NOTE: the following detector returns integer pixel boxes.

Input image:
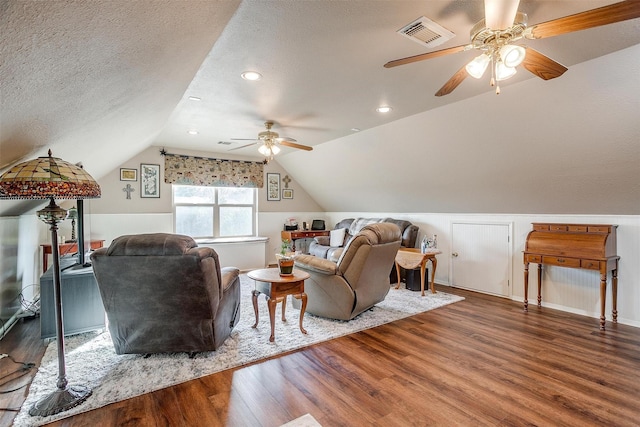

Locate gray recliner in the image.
[292,223,402,320]
[91,233,241,355]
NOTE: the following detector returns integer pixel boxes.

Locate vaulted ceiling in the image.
[1,1,639,216]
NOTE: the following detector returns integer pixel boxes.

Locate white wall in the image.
[326,212,640,328]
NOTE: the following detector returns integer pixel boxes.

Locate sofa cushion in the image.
[314,236,330,246]
[330,228,346,247]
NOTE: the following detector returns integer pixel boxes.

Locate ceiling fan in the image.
[230,121,313,162]
[384,0,640,96]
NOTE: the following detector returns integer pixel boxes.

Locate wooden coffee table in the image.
[394,248,441,296]
[247,268,310,342]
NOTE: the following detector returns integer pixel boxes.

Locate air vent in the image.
[397,16,455,48]
[218,141,233,145]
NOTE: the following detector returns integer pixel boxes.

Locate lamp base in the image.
[28,384,92,417]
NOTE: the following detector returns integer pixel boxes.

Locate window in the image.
[173,185,256,238]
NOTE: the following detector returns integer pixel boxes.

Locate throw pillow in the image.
[330,228,346,247]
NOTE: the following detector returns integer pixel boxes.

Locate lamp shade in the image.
[0,150,101,200]
[500,44,526,68]
[495,61,517,81]
[465,53,491,79]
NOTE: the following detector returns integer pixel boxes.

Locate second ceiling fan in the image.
[230,121,313,161]
[384,0,640,96]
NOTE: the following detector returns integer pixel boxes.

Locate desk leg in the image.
[394,261,402,290]
[294,292,308,335]
[523,262,529,312]
[251,290,260,329]
[537,264,542,308]
[612,267,618,324]
[599,273,607,331]
[429,257,437,295]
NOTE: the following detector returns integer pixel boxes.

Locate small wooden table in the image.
[394,248,441,296]
[248,268,310,342]
[40,240,105,273]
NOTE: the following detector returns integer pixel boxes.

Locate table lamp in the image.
[0,149,101,417]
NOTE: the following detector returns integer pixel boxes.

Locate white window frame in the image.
[172,185,257,239]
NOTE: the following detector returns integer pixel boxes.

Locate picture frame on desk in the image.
[267,173,280,201]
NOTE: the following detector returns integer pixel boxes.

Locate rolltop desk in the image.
[523,223,619,330]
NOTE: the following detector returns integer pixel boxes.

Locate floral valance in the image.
[163,153,264,188]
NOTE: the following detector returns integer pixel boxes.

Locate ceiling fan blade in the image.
[227,142,257,151]
[384,45,469,68]
[521,48,568,80]
[435,65,469,97]
[278,140,313,151]
[526,0,640,40]
[485,0,521,30]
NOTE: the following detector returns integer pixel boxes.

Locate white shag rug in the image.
[15,275,463,426]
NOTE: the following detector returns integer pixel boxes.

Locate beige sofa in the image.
[308,217,418,262]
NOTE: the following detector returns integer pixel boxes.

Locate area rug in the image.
[14,275,463,426]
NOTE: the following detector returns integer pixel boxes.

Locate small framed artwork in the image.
[120,168,137,181]
[140,163,161,198]
[267,173,280,201]
[282,189,293,199]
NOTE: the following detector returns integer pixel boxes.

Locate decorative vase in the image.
[276,254,295,276]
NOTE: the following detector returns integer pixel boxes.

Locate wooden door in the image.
[451,222,511,297]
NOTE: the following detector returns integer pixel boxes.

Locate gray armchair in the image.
[292,223,402,320]
[90,233,241,355]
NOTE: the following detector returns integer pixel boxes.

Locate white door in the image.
[451,222,511,297]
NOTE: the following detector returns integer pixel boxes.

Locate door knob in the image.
[452,252,458,257]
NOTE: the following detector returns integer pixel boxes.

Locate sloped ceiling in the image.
[1,1,639,216]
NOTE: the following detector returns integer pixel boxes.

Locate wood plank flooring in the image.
[2,285,639,426]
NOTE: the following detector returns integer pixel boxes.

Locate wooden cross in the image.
[282,175,291,188]
[123,184,135,199]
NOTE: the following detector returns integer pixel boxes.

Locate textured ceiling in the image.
[1,1,639,215]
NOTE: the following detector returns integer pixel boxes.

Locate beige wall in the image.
[90,146,323,216]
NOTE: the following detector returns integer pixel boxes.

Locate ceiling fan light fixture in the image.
[495,61,517,81]
[465,53,490,79]
[500,44,526,68]
[258,143,280,157]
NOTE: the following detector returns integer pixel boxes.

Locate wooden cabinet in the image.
[523,223,619,330]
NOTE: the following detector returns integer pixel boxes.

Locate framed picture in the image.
[120,168,137,181]
[140,163,161,198]
[267,173,280,201]
[282,189,293,199]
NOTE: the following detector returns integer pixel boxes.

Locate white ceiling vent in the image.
[397,16,455,48]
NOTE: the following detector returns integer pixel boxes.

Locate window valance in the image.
[163,153,264,188]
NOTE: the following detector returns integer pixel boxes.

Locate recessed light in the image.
[351,128,361,132]
[188,96,201,101]
[187,130,199,135]
[376,106,392,113]
[241,71,262,81]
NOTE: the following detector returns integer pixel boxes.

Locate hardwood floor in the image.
[2,285,640,426]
